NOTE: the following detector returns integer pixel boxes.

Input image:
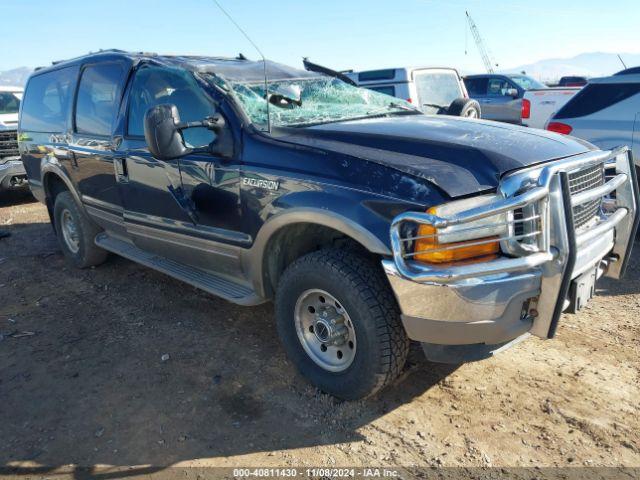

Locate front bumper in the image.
[383,147,639,353]
[0,158,28,189]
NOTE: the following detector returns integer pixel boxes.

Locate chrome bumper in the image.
[0,158,27,189]
[383,147,639,345]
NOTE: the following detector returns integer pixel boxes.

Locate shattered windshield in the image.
[209,75,418,128]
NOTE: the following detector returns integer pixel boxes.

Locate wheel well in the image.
[262,223,374,299]
[43,173,69,228]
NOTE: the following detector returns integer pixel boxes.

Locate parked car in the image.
[547,73,640,170]
[464,73,548,124]
[521,87,581,129]
[19,51,638,399]
[558,76,588,87]
[0,86,28,191]
[346,67,481,118]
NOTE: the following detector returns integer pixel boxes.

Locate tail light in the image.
[406,98,412,103]
[546,121,573,135]
[521,99,531,119]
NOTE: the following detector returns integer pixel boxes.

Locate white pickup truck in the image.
[521,87,581,129]
[0,86,27,191]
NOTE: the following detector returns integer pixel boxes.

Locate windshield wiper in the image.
[423,103,447,111]
[302,58,357,86]
[389,102,419,112]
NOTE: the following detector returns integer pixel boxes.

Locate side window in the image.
[0,92,20,115]
[367,86,395,97]
[555,83,640,119]
[75,63,125,136]
[487,78,511,96]
[20,66,77,132]
[464,78,488,96]
[414,72,462,108]
[127,66,215,148]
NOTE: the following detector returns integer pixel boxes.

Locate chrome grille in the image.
[568,163,604,229]
[0,130,19,159]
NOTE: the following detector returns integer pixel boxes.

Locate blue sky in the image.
[2,0,640,72]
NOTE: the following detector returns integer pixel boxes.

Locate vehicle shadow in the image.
[0,188,35,208]
[0,218,459,472]
[596,237,640,297]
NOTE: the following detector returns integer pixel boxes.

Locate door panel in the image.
[177,154,247,276]
[483,77,521,123]
[69,139,121,209]
[117,138,195,258]
[68,60,130,223]
[118,63,246,276]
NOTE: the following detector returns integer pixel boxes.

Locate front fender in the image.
[244,189,408,297]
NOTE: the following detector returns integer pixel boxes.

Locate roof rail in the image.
[50,49,158,66]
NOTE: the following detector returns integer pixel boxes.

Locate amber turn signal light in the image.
[413,208,500,264]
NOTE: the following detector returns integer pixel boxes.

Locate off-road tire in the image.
[447,98,481,118]
[53,191,108,268]
[275,249,409,400]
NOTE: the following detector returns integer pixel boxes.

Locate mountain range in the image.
[503,52,640,82]
[0,67,33,87]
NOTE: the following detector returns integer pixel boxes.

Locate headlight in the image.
[413,195,508,264]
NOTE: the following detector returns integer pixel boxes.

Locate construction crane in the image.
[465,11,498,74]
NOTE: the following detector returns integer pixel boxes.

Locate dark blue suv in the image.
[18,51,638,399]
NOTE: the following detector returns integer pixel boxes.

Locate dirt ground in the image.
[1,190,639,477]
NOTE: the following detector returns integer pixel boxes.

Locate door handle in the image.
[114,157,128,182]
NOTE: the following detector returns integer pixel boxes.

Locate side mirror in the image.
[144,104,191,161]
[506,88,519,98]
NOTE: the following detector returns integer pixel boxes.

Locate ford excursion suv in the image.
[18,51,638,399]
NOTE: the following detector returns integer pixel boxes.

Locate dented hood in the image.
[277,115,595,197]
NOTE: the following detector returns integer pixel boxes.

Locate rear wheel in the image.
[53,191,108,268]
[275,249,409,400]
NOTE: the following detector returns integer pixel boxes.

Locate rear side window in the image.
[20,66,77,132]
[464,77,488,95]
[75,63,126,136]
[358,69,396,82]
[555,83,640,119]
[414,72,461,109]
[366,86,395,97]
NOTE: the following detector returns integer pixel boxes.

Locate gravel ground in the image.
[1,190,639,478]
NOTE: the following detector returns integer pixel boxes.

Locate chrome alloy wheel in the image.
[294,289,357,372]
[465,108,478,118]
[60,209,80,254]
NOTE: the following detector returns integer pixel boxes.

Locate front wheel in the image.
[275,249,409,400]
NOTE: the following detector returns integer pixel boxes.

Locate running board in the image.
[95,233,263,306]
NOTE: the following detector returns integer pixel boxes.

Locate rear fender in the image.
[41,162,85,220]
